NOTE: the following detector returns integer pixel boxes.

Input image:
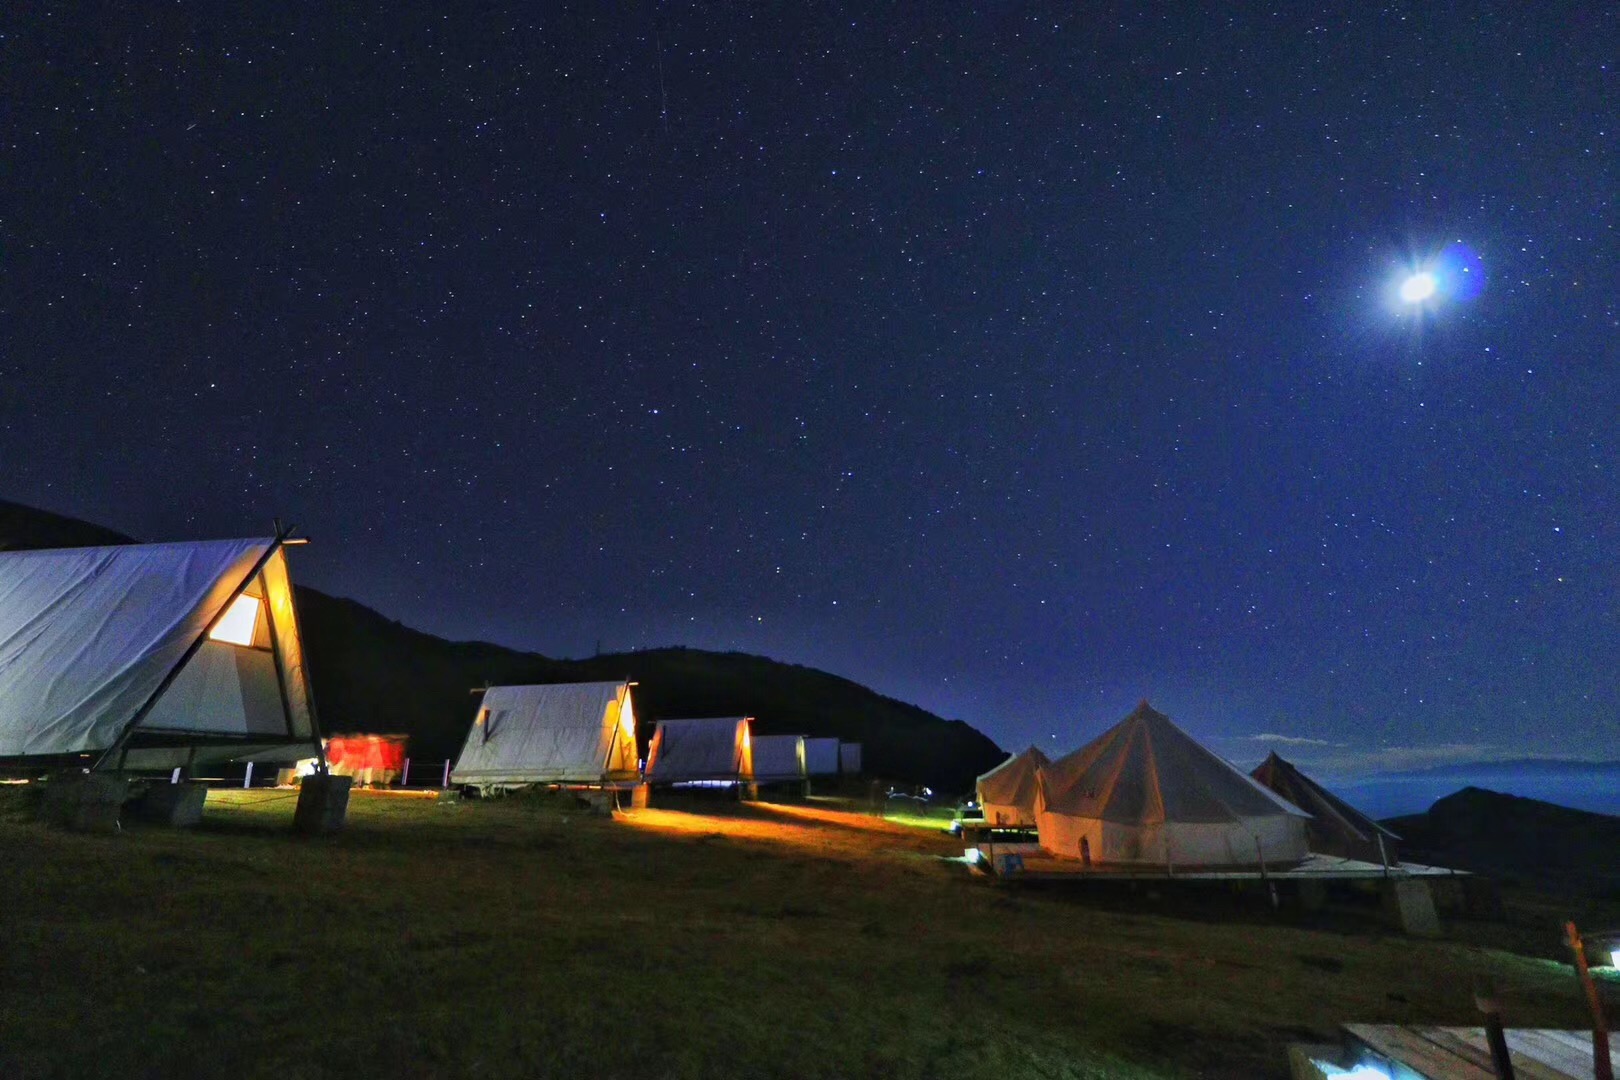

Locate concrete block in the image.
[293,773,352,833]
[39,772,128,833]
[1383,878,1441,936]
[131,781,207,827]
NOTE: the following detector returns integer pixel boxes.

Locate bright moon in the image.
[1399,271,1437,303]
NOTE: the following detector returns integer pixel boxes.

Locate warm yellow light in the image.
[209,594,261,646]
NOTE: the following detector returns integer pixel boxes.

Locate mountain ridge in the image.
[0,498,1005,791]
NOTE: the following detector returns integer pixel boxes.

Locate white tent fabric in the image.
[804,736,840,777]
[0,539,315,758]
[751,734,806,782]
[976,746,1050,827]
[838,742,862,775]
[646,717,752,783]
[450,682,638,786]
[1035,703,1309,868]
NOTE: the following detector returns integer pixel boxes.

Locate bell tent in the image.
[975,746,1050,827]
[450,682,639,790]
[1035,702,1310,868]
[1251,751,1399,864]
[751,734,807,784]
[645,717,753,785]
[0,537,320,770]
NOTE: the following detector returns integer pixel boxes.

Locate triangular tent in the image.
[646,717,753,784]
[0,538,318,768]
[1251,751,1398,864]
[976,746,1050,827]
[1036,702,1309,868]
[450,682,638,788]
[751,734,806,783]
[803,736,839,777]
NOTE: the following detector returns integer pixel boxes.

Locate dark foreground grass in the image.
[0,788,1609,1079]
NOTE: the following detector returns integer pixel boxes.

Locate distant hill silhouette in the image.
[0,499,1005,792]
[1385,787,1620,897]
[1382,758,1620,779]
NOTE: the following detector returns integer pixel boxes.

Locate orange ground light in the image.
[617,799,962,864]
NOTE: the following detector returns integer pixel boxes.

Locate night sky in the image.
[4,5,1615,774]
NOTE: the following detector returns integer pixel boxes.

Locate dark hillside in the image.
[1385,786,1620,897]
[0,499,1004,792]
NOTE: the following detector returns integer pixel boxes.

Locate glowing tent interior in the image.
[645,716,754,785]
[0,537,319,770]
[1250,751,1399,864]
[975,746,1050,827]
[450,681,639,790]
[1035,702,1310,868]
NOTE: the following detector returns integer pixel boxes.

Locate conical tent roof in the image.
[1040,703,1306,824]
[1035,702,1310,867]
[976,746,1050,826]
[1251,751,1398,863]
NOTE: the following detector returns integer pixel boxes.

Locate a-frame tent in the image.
[450,682,639,789]
[1035,702,1310,868]
[0,537,321,771]
[751,734,807,784]
[976,746,1050,827]
[1250,751,1399,864]
[646,716,753,784]
[803,736,840,777]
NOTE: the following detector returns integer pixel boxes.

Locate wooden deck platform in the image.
[968,847,1464,882]
[1291,1024,1617,1079]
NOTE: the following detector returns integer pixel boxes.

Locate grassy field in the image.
[1,788,1613,1079]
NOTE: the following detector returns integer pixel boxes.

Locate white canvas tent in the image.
[976,746,1050,827]
[646,717,753,784]
[838,742,862,775]
[804,736,840,777]
[751,734,806,783]
[1035,702,1309,868]
[0,538,319,769]
[450,682,639,788]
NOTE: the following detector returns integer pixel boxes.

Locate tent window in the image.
[209,594,262,647]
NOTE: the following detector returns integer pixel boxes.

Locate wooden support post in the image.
[1565,921,1614,1080]
[1473,978,1517,1080]
[1256,835,1278,909]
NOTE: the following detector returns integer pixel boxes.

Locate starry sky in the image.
[3,5,1615,774]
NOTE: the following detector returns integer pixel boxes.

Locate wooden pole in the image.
[1256,835,1278,909]
[1473,977,1517,1080]
[1565,921,1614,1080]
